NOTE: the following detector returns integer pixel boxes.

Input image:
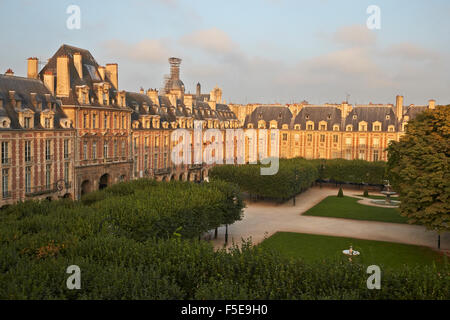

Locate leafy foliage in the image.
[387,106,450,233]
[0,176,446,300]
[209,158,387,201]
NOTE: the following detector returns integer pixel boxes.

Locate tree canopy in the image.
[387,106,450,233]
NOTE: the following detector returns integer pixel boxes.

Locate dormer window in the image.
[333,125,340,131]
[305,115,310,120]
[388,125,395,132]
[386,115,391,120]
[44,118,51,129]
[353,115,357,120]
[346,125,353,132]
[24,117,32,129]
[327,114,332,120]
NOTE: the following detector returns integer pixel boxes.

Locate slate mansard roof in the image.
[39,44,127,110]
[345,106,397,131]
[244,105,292,129]
[294,106,342,129]
[0,74,71,130]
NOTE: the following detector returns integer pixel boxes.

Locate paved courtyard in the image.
[211,187,450,251]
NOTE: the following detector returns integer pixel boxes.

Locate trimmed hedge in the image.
[209,158,319,201]
[209,158,387,201]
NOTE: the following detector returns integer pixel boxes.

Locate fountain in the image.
[371,180,400,207]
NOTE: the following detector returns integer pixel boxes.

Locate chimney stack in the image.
[27,57,39,79]
[395,95,403,120]
[98,66,105,81]
[56,55,70,97]
[43,71,55,95]
[146,89,159,106]
[106,63,118,90]
[428,99,436,110]
[196,82,201,97]
[73,52,83,79]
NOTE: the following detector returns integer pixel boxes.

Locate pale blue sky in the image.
[1,0,449,105]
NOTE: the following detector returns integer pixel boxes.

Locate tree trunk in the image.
[214,227,218,239]
[225,224,228,245]
[438,234,441,249]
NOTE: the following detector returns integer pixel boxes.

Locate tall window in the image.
[104,141,109,159]
[1,142,9,164]
[83,142,88,160]
[25,166,31,193]
[122,116,125,129]
[144,154,148,170]
[114,141,118,158]
[282,133,288,141]
[83,114,88,129]
[64,139,69,159]
[2,168,9,198]
[45,140,52,161]
[153,153,158,169]
[114,116,118,129]
[121,141,126,157]
[45,164,51,189]
[92,114,97,129]
[307,134,312,142]
[163,152,168,168]
[373,150,379,162]
[333,135,338,143]
[104,114,108,129]
[24,141,31,162]
[93,142,97,159]
[64,162,69,184]
[359,149,365,160]
[320,135,325,143]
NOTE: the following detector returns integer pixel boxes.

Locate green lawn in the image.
[260,232,447,269]
[303,196,408,224]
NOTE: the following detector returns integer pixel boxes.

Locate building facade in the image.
[0,43,438,206]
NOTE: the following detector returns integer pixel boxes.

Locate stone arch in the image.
[80,180,91,196]
[179,173,185,181]
[99,174,110,190]
[170,174,175,181]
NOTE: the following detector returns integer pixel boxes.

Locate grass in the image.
[303,196,408,224]
[260,232,447,269]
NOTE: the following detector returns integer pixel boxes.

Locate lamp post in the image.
[293,168,299,206]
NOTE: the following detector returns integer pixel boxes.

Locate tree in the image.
[387,106,450,247]
[337,187,344,198]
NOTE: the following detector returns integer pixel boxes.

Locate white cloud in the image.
[102,39,173,64]
[180,28,237,54]
[332,24,377,47]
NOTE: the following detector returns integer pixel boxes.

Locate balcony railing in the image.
[154,168,170,175]
[25,156,33,164]
[25,181,72,197]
